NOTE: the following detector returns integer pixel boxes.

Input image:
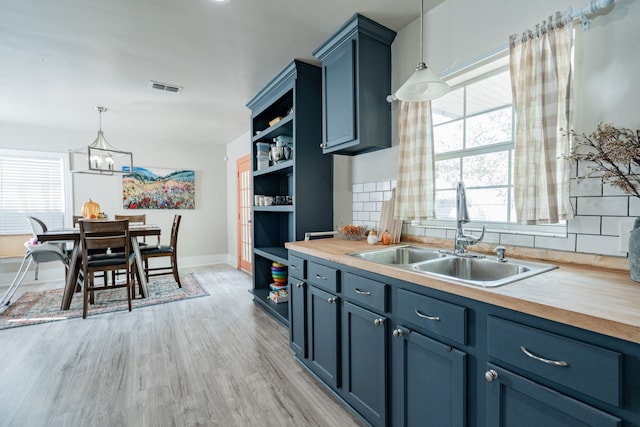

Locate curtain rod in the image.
[568,0,614,30]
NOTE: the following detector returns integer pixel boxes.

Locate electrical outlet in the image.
[618,218,637,253]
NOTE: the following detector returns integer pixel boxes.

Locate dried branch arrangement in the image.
[565,123,640,197]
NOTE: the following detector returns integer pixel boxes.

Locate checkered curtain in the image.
[510,12,574,225]
[394,101,435,220]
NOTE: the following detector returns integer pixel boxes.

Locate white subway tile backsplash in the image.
[370,191,383,202]
[567,216,600,234]
[570,178,602,197]
[352,178,633,258]
[500,234,535,247]
[356,192,370,202]
[376,181,391,191]
[535,234,577,252]
[363,182,377,192]
[576,197,627,216]
[576,234,622,256]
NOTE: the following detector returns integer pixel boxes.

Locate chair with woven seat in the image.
[79,219,135,318]
[141,214,182,287]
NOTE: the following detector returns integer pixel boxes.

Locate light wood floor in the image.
[0,265,364,427]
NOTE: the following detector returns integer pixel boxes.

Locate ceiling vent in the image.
[149,80,183,93]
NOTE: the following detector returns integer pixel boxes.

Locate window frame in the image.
[0,148,72,236]
[414,53,567,238]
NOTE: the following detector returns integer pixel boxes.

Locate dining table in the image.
[37,222,161,310]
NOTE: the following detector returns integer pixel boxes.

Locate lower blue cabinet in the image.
[342,301,387,427]
[308,285,340,388]
[289,277,307,358]
[392,326,467,427]
[485,364,621,427]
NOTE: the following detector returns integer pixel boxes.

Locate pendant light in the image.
[69,106,134,175]
[393,0,450,102]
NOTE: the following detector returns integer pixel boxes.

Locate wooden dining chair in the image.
[79,219,135,318]
[141,215,182,287]
[72,215,83,227]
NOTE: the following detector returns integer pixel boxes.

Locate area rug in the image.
[0,273,209,330]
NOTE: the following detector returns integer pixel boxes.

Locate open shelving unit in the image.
[246,60,333,326]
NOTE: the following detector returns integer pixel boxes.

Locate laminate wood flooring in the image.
[0,265,364,427]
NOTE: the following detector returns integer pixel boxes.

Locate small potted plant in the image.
[565,122,640,280]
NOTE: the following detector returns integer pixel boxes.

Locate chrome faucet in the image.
[454,181,485,255]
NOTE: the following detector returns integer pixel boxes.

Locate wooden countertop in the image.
[286,238,640,345]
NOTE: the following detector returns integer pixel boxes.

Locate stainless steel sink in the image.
[348,245,445,265]
[412,256,556,287]
[348,246,556,287]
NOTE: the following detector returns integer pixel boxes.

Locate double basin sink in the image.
[349,245,556,288]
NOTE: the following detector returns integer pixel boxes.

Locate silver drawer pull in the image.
[315,274,327,280]
[328,297,337,304]
[291,265,300,270]
[295,282,304,288]
[520,346,569,367]
[354,288,371,296]
[374,318,384,326]
[415,309,440,321]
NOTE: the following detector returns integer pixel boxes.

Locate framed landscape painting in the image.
[122,166,195,209]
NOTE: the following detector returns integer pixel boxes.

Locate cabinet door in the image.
[322,39,356,149]
[485,364,621,427]
[392,326,466,427]
[342,302,387,427]
[308,285,340,388]
[289,277,307,358]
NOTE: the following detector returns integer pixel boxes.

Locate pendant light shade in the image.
[392,0,450,102]
[69,106,134,175]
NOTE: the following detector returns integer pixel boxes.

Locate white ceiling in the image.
[0,0,443,146]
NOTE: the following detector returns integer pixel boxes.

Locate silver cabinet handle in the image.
[328,297,337,304]
[374,318,384,326]
[520,346,569,367]
[320,143,327,148]
[355,288,371,296]
[415,309,440,321]
[392,328,403,337]
[295,282,304,288]
[315,274,327,280]
[485,370,499,382]
[290,264,300,270]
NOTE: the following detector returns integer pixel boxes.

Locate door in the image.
[485,364,621,427]
[342,301,387,427]
[236,154,252,272]
[308,285,340,388]
[392,326,467,427]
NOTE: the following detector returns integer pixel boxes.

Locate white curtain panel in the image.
[394,101,435,220]
[510,11,574,225]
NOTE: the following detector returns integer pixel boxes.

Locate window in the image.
[418,54,565,235]
[0,149,69,235]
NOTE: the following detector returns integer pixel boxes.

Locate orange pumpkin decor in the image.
[82,199,101,219]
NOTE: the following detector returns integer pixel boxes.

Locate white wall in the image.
[0,121,229,279]
[348,0,640,184]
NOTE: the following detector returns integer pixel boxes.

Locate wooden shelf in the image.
[253,160,293,176]
[254,247,289,265]
[251,114,293,142]
[253,205,294,213]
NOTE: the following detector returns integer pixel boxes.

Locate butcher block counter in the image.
[286,237,640,344]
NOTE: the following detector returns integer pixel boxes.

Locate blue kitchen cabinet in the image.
[485,364,621,427]
[313,14,396,155]
[307,284,340,388]
[342,301,387,427]
[288,255,307,358]
[246,60,333,325]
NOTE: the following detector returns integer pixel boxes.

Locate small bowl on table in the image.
[337,225,368,241]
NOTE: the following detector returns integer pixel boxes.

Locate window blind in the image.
[0,152,66,235]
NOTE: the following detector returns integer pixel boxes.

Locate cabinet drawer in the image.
[397,289,466,345]
[289,255,306,279]
[343,273,387,313]
[308,262,339,293]
[487,316,622,407]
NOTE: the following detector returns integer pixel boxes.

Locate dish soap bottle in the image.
[381,230,391,245]
[367,229,378,245]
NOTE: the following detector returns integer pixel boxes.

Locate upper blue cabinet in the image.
[313,14,396,155]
